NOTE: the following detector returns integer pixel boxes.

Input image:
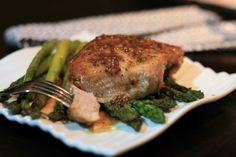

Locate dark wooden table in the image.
[0,1,235,157]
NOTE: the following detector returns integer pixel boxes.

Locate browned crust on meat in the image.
[70,35,183,76]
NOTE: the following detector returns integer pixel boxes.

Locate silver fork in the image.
[0,80,73,107]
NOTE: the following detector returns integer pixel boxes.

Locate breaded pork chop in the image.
[69,35,183,103]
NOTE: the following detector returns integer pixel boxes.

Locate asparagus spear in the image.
[0,94,10,103]
[48,41,86,121]
[0,76,24,102]
[1,54,53,113]
[23,40,57,82]
[4,101,21,114]
[10,76,24,87]
[31,40,71,111]
[161,86,203,102]
[68,41,82,57]
[163,78,204,102]
[134,97,177,113]
[102,103,144,131]
[48,103,68,121]
[132,100,165,123]
[45,40,71,82]
[61,41,85,90]
[20,40,58,114]
[11,49,56,88]
[47,67,69,121]
[126,117,144,131]
[2,51,55,107]
[102,103,140,122]
[32,40,74,111]
[35,53,54,77]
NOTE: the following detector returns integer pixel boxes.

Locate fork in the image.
[0,80,73,107]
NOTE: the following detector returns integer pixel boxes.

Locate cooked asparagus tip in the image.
[161,87,204,102]
[126,117,144,132]
[132,100,165,123]
[4,101,21,114]
[102,103,144,131]
[68,41,83,57]
[138,97,177,112]
[48,104,68,121]
[102,103,139,122]
[163,78,204,102]
[165,77,189,92]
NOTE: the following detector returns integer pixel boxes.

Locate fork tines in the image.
[0,80,73,108]
[32,80,73,107]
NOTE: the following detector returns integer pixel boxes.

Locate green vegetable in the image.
[46,40,85,119]
[48,104,68,121]
[102,103,139,122]
[6,51,55,95]
[20,94,33,115]
[102,103,144,131]
[163,78,204,102]
[126,117,144,131]
[45,39,71,83]
[4,101,21,114]
[61,68,70,90]
[132,100,165,123]
[9,76,24,88]
[137,97,177,112]
[31,94,48,111]
[30,40,71,113]
[165,78,188,92]
[161,87,203,102]
[35,40,85,119]
[23,40,57,82]
[0,94,10,103]
[20,40,58,114]
[62,40,85,90]
[28,109,41,119]
[68,40,84,58]
[35,53,54,77]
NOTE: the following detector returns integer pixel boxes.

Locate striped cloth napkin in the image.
[5,5,236,52]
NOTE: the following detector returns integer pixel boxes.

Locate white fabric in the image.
[6,5,236,52]
[150,21,236,51]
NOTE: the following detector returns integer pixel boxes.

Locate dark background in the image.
[0,0,236,157]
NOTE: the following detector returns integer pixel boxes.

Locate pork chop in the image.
[69,35,183,103]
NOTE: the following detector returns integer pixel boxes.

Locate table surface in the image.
[0,1,236,157]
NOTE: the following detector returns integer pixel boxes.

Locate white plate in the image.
[0,47,235,156]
